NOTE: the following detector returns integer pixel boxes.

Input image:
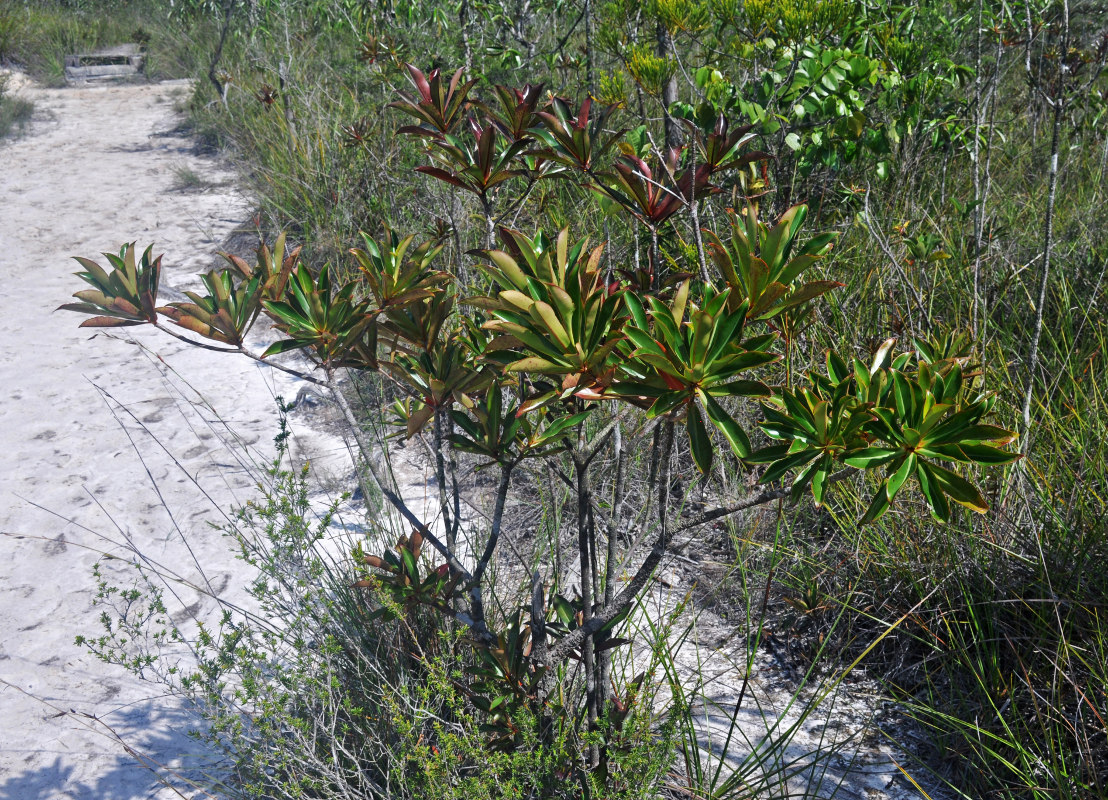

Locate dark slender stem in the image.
[327,374,478,588]
[574,449,599,766]
[549,422,674,666]
[433,406,456,550]
[208,0,236,106]
[672,468,855,535]
[1020,0,1077,455]
[597,421,624,725]
[153,322,330,386]
[469,461,515,629]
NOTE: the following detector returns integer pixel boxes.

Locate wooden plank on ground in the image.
[64,44,144,82]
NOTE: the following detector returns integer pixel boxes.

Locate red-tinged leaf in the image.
[406,63,432,102]
[382,288,437,308]
[415,166,473,192]
[775,280,844,311]
[718,150,774,171]
[462,295,503,311]
[166,314,215,337]
[78,316,145,328]
[507,356,568,374]
[223,253,253,278]
[406,404,435,438]
[57,302,105,315]
[213,307,240,337]
[108,296,142,316]
[574,386,606,401]
[447,67,464,95]
[396,124,443,139]
[73,289,110,305]
[477,126,496,175]
[516,390,558,416]
[362,554,389,571]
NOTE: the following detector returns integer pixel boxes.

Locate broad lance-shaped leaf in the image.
[755,344,1017,523]
[618,285,773,473]
[349,227,448,310]
[687,402,713,474]
[158,269,263,347]
[414,125,532,199]
[59,243,162,327]
[388,64,476,137]
[532,95,624,171]
[700,390,753,458]
[705,204,839,319]
[219,232,301,303]
[471,227,626,410]
[260,263,376,368]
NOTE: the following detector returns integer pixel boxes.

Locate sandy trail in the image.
[0,77,372,798]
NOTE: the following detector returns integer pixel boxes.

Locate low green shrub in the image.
[77,417,679,799]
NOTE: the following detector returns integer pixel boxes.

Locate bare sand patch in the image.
[0,76,345,798]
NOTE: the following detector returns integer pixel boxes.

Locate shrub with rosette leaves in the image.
[60,65,1020,799]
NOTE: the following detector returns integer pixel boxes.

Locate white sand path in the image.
[0,76,365,799]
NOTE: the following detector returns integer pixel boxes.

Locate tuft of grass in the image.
[170,163,214,192]
[0,1,26,63]
[0,72,33,138]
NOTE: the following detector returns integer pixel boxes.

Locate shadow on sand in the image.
[0,701,223,800]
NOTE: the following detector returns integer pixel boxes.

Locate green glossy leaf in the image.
[860,486,892,524]
[917,461,952,523]
[760,448,819,484]
[701,391,752,458]
[687,403,713,474]
[886,453,915,501]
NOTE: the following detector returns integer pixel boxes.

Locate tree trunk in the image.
[596,423,624,724]
[584,0,595,97]
[1021,98,1063,454]
[574,452,599,767]
[208,0,237,107]
[1020,0,1069,454]
[971,0,984,339]
[459,0,473,75]
[656,22,680,150]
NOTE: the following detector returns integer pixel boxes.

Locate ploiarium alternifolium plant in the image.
[60,62,1018,797]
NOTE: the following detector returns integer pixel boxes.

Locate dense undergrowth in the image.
[14,0,1108,797]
